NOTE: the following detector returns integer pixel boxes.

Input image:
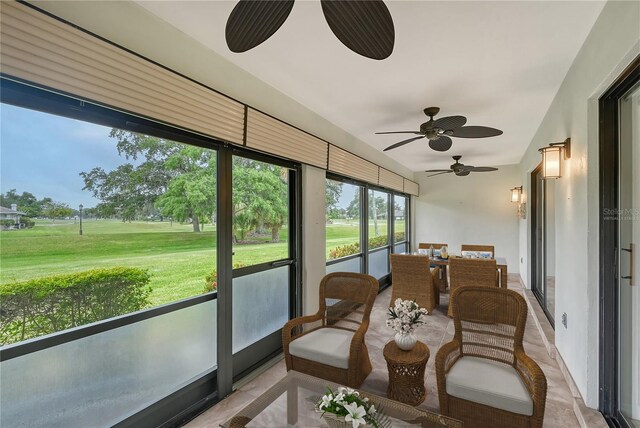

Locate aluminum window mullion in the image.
[216,148,233,399]
[362,186,368,275]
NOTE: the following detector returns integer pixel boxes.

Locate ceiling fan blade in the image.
[468,166,499,172]
[226,0,295,53]
[450,126,503,138]
[375,131,422,135]
[433,115,467,131]
[424,169,452,173]
[383,135,425,151]
[321,0,394,60]
[428,136,453,152]
[428,171,453,177]
[456,170,471,176]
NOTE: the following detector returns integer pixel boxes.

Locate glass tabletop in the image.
[220,370,463,427]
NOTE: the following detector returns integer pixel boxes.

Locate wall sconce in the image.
[510,186,526,219]
[510,186,523,203]
[539,138,571,179]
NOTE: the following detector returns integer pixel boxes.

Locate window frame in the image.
[0,76,302,426]
[325,173,412,289]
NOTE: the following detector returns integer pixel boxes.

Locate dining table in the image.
[428,255,509,288]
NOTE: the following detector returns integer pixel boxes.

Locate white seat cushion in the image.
[446,356,533,416]
[288,328,354,369]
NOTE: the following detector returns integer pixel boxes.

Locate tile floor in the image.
[186,278,580,427]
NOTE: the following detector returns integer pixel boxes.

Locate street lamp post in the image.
[79,204,83,236]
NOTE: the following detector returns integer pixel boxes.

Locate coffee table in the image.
[220,370,462,427]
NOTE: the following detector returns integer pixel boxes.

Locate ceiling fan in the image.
[225,0,395,60]
[425,155,498,177]
[377,107,503,152]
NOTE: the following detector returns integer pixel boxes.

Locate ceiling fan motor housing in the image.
[420,121,441,139]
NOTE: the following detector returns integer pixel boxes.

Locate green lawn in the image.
[0,218,403,307]
[0,219,286,306]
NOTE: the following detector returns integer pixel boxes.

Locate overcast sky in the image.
[1,104,124,208]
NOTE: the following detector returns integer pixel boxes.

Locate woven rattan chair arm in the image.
[282,313,323,343]
[435,339,461,416]
[347,318,370,365]
[435,339,461,376]
[515,351,547,426]
[431,266,441,280]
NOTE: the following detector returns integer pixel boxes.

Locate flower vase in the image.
[394,332,417,351]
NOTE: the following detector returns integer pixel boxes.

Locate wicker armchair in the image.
[448,257,498,316]
[282,272,378,388]
[389,254,440,313]
[461,244,495,257]
[436,286,547,428]
[418,243,448,291]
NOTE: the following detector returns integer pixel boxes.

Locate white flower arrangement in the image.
[315,386,385,428]
[386,298,429,335]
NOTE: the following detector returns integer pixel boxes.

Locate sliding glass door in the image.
[599,58,639,427]
[617,79,640,428]
[230,155,298,378]
[531,165,556,326]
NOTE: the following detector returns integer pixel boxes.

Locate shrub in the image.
[21,217,35,228]
[0,267,151,345]
[368,234,388,248]
[203,263,246,293]
[328,234,394,260]
[0,219,15,228]
[328,242,360,260]
[394,231,406,242]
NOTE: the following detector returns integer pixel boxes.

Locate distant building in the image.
[0,204,26,228]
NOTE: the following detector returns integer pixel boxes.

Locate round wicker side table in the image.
[383,340,430,406]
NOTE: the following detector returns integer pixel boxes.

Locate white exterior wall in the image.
[414,164,520,273]
[517,0,640,408]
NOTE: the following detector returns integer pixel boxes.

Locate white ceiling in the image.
[136,0,604,172]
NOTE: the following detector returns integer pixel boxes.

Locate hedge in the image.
[328,233,408,260]
[0,267,151,345]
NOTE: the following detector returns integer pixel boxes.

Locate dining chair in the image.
[448,257,498,317]
[282,272,378,388]
[389,254,440,313]
[418,242,448,252]
[436,286,547,428]
[418,243,448,291]
[461,244,495,258]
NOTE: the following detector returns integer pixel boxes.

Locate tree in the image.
[42,201,73,222]
[368,195,387,237]
[346,193,360,219]
[0,189,46,217]
[325,179,343,220]
[80,130,216,231]
[232,158,288,242]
